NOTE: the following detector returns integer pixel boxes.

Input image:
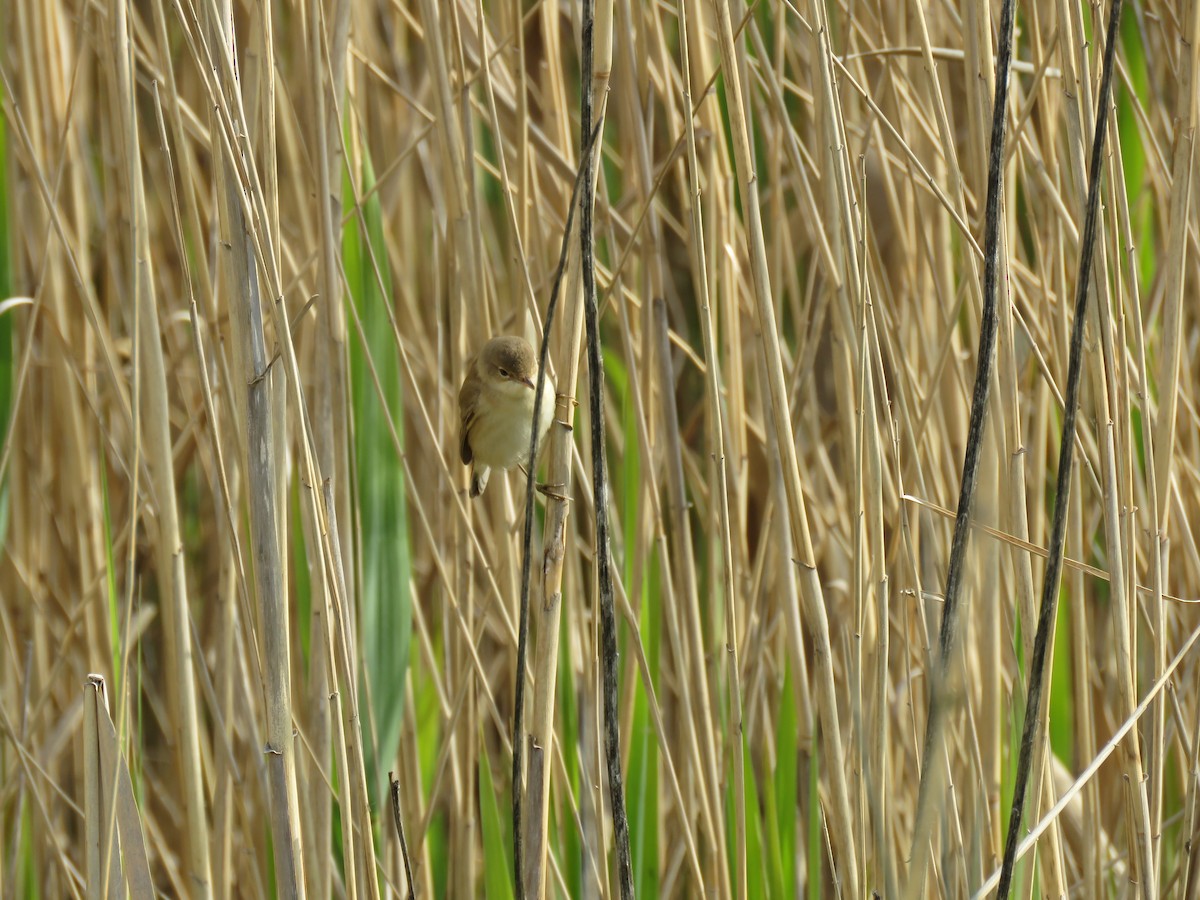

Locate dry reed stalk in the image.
[82,675,119,899]
[305,1,353,891]
[675,2,746,893]
[996,1,1123,893]
[964,1,1072,888]
[523,181,584,900]
[1053,1,1155,888]
[518,10,614,900]
[83,674,156,897]
[716,0,860,893]
[200,0,306,888]
[1151,2,1198,883]
[108,0,213,892]
[654,300,732,896]
[603,217,706,895]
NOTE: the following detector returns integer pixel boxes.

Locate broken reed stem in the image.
[389,773,417,900]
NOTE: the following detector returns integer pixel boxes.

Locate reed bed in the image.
[1,0,1198,896]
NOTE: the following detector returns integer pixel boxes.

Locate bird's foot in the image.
[536,482,569,502]
[518,465,567,501]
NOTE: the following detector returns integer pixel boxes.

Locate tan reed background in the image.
[1,0,1199,897]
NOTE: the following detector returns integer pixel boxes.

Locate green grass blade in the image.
[290,476,313,666]
[99,448,119,692]
[0,103,12,545]
[807,715,821,900]
[770,667,799,896]
[628,647,658,899]
[733,732,766,898]
[479,734,515,900]
[345,142,413,800]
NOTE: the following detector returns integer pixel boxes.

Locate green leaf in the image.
[628,642,658,899]
[290,474,313,666]
[807,717,821,900]
[99,446,120,694]
[772,667,799,896]
[345,141,413,802]
[1118,9,1154,294]
[556,618,582,896]
[416,667,448,897]
[479,734,515,900]
[731,733,767,899]
[1048,582,1075,767]
[0,104,12,544]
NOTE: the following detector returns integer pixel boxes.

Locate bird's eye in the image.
[498,368,509,378]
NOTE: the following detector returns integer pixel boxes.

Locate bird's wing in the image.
[458,362,480,465]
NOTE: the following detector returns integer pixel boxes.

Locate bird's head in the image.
[479,335,539,397]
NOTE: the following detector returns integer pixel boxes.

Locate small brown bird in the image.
[458,336,555,497]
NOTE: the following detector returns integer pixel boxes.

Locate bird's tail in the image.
[470,465,490,498]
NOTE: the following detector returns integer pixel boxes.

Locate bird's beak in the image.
[520,375,536,391]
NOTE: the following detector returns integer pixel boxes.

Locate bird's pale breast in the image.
[470,381,555,470]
